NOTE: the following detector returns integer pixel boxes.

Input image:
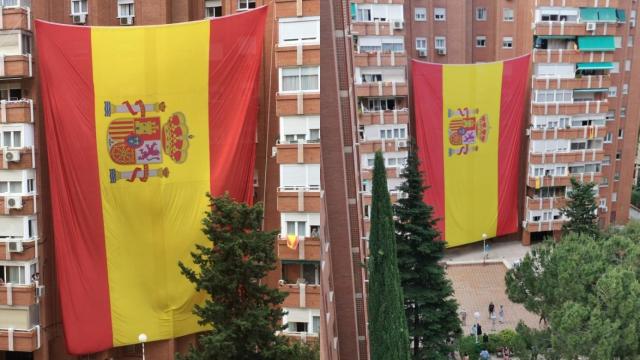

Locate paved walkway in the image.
[446,262,542,334]
[444,238,532,268]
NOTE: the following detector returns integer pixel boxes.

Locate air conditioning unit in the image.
[418,49,427,57]
[586,22,596,31]
[119,16,134,26]
[8,240,23,253]
[72,14,87,24]
[6,196,23,209]
[436,48,447,55]
[631,19,637,28]
[392,20,404,30]
[521,220,528,228]
[396,140,408,148]
[3,150,20,163]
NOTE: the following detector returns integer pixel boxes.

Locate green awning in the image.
[616,9,626,22]
[537,35,576,39]
[578,36,615,51]
[576,62,614,70]
[598,8,618,22]
[350,2,357,20]
[580,8,598,21]
[574,88,608,93]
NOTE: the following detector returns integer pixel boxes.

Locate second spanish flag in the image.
[412,55,530,247]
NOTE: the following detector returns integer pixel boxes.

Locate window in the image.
[71,0,87,15]
[502,37,513,49]
[623,84,629,95]
[625,60,631,71]
[279,17,320,46]
[0,181,22,194]
[603,155,611,165]
[604,132,612,143]
[601,177,609,186]
[0,86,22,101]
[614,37,623,48]
[364,204,370,218]
[117,0,134,18]
[237,0,256,11]
[286,221,306,237]
[614,172,620,181]
[434,37,446,50]
[476,36,487,48]
[535,63,575,78]
[628,36,634,47]
[611,62,620,73]
[416,37,427,51]
[503,8,514,21]
[205,0,222,18]
[434,8,446,21]
[1,129,21,148]
[288,322,308,333]
[312,316,320,334]
[609,86,617,97]
[0,265,26,284]
[612,192,618,202]
[621,107,627,118]
[21,34,31,55]
[616,151,622,160]
[280,67,320,93]
[379,127,406,139]
[476,7,487,21]
[618,129,624,139]
[534,90,572,103]
[415,7,426,21]
[365,98,396,112]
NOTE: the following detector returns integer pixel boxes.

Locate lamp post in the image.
[474,311,480,344]
[482,233,488,261]
[138,333,147,360]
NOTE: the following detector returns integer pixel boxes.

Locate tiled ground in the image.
[446,263,541,334]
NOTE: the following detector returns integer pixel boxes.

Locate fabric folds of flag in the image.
[412,55,530,248]
[35,8,267,354]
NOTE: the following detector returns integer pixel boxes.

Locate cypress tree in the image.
[560,177,599,238]
[178,194,318,360]
[394,147,461,359]
[368,151,410,360]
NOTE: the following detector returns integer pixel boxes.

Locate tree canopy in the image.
[560,177,599,237]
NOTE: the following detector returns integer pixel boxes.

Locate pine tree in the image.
[368,151,410,360]
[560,177,599,238]
[394,147,461,359]
[178,194,318,360]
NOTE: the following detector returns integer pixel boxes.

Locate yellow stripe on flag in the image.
[442,63,503,246]
[91,21,211,345]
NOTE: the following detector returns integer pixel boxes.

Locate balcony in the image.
[276,44,320,68]
[276,142,320,164]
[350,0,404,4]
[0,195,37,216]
[283,331,319,346]
[0,284,37,306]
[534,22,619,37]
[274,0,319,18]
[529,149,605,164]
[531,100,608,115]
[353,51,407,67]
[532,75,611,91]
[523,219,565,233]
[361,191,401,205]
[535,0,619,7]
[1,54,33,79]
[277,236,320,260]
[527,173,601,188]
[276,93,320,116]
[358,109,409,126]
[351,20,405,36]
[277,186,321,213]
[532,49,613,64]
[280,283,321,309]
[0,238,36,261]
[526,196,567,211]
[1,5,30,31]
[1,100,34,123]
[359,138,408,154]
[355,81,408,97]
[529,126,606,140]
[0,326,40,352]
[361,167,400,180]
[1,147,34,170]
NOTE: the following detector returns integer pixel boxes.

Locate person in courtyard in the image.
[498,305,504,324]
[482,333,489,346]
[488,301,495,318]
[491,311,497,331]
[479,349,490,360]
[462,353,470,360]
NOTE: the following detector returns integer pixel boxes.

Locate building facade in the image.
[0,0,320,358]
[322,0,640,358]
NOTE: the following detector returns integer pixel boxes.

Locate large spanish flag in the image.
[412,55,530,247]
[36,8,266,354]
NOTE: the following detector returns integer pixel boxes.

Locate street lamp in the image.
[482,233,488,261]
[138,333,147,360]
[474,311,481,343]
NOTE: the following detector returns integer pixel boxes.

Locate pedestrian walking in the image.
[498,305,504,324]
[491,312,497,331]
[460,308,467,326]
[479,349,490,360]
[488,301,495,318]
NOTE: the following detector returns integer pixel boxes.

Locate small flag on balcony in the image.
[412,54,530,247]
[36,8,267,355]
[287,234,300,250]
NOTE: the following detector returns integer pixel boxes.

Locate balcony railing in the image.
[0,325,40,352]
[278,185,320,192]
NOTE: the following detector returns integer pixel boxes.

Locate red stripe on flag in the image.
[412,61,446,238]
[497,55,530,235]
[35,21,113,354]
[208,7,267,204]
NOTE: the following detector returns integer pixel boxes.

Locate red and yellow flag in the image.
[35,8,266,354]
[412,55,530,247]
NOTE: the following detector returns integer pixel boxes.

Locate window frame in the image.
[434,8,446,21]
[476,36,487,48]
[503,8,514,22]
[502,36,514,49]
[71,0,88,15]
[415,7,427,22]
[475,7,487,21]
[279,66,320,94]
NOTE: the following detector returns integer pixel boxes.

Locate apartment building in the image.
[0,0,320,358]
